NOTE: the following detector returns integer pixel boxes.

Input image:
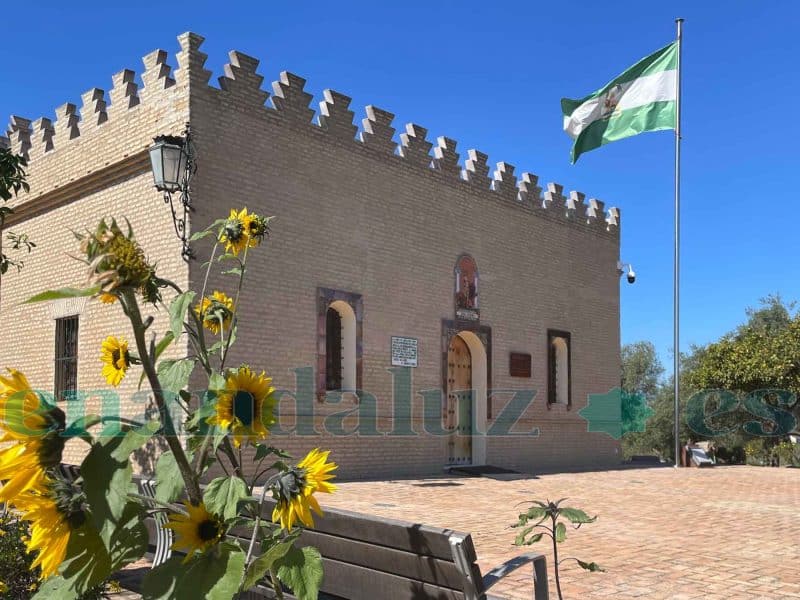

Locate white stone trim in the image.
[49,297,87,320]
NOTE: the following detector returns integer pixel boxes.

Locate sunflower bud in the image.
[79,219,154,294]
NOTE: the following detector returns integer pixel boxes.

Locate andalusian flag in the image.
[562,42,678,163]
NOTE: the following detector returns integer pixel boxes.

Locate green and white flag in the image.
[562,42,677,163]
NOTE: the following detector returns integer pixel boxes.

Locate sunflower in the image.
[0,370,65,502]
[98,292,117,304]
[207,366,276,447]
[219,208,250,256]
[271,448,337,531]
[14,492,74,579]
[242,211,269,249]
[81,219,152,294]
[194,291,234,335]
[100,336,130,387]
[164,502,224,561]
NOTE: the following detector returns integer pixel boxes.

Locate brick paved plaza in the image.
[322,466,800,599]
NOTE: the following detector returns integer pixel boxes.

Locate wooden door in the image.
[446,335,473,465]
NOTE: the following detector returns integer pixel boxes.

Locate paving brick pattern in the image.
[321,466,800,599]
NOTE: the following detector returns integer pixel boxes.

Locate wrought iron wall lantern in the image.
[148,124,196,261]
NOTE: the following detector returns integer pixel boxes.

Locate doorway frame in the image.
[441,319,492,466]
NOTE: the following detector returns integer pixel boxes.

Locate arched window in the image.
[548,330,571,406]
[325,300,357,392]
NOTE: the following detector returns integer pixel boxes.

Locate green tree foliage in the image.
[689,296,800,400]
[739,293,794,337]
[621,341,663,398]
[0,147,35,274]
[622,296,800,461]
[620,354,696,461]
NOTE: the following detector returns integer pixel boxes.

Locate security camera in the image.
[617,261,636,284]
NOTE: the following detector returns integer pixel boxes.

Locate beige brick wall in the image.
[0,34,196,470]
[2,32,621,479]
[187,41,622,478]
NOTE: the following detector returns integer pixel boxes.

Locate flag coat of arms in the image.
[562,42,678,163]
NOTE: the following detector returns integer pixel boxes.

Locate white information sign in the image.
[391,336,418,367]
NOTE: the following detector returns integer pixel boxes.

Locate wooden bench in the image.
[234,496,550,600]
[62,468,548,599]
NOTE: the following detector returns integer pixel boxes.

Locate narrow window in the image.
[317,289,362,398]
[325,307,343,391]
[547,330,571,406]
[55,316,79,401]
[325,300,357,392]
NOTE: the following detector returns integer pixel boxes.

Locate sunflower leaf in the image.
[81,421,160,534]
[576,559,605,572]
[157,358,196,395]
[32,522,112,599]
[203,476,249,521]
[155,451,187,503]
[188,229,216,242]
[524,532,544,546]
[274,545,324,600]
[241,539,295,591]
[254,444,291,462]
[142,542,245,600]
[555,522,567,543]
[152,331,175,361]
[24,285,101,304]
[209,372,226,390]
[560,507,597,524]
[39,438,153,599]
[168,291,196,340]
[514,526,534,546]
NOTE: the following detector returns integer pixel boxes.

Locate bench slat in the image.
[319,557,466,600]
[257,497,469,562]
[302,529,466,590]
[227,529,466,591]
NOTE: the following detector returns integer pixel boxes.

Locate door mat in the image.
[447,465,521,477]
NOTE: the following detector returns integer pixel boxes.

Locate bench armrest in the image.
[138,479,174,568]
[483,553,549,600]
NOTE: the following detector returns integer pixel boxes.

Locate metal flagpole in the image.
[673,18,684,468]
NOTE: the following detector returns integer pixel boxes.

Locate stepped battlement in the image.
[3,32,619,236]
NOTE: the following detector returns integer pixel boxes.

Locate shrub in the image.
[744,439,768,465]
[0,511,116,599]
[0,511,39,598]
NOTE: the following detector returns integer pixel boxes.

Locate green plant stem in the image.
[198,242,219,307]
[221,437,246,481]
[243,476,271,565]
[270,569,284,600]
[194,430,214,475]
[551,515,563,600]
[214,450,231,477]
[220,244,249,371]
[122,289,201,505]
[241,472,282,593]
[158,277,213,376]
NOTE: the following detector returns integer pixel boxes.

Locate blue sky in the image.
[3,1,798,372]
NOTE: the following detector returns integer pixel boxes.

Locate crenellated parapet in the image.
[6,31,620,236]
[319,90,357,141]
[4,34,200,210]
[6,116,32,159]
[360,106,395,154]
[219,51,269,108]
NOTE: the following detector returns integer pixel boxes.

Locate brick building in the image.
[1,32,622,478]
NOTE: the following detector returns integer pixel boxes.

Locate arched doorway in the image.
[445,331,488,465]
